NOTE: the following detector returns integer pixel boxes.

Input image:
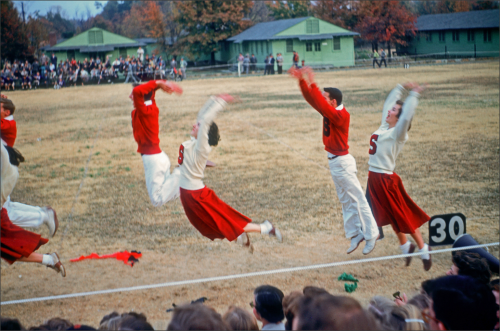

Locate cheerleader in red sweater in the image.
[131,80,184,206]
[289,67,379,255]
[1,96,58,237]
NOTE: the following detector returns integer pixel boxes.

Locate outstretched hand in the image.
[288,66,303,80]
[157,80,183,95]
[412,83,427,94]
[394,292,408,306]
[216,94,239,104]
[1,94,8,99]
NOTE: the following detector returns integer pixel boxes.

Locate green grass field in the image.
[1,62,498,329]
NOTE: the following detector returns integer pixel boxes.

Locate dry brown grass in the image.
[1,62,499,329]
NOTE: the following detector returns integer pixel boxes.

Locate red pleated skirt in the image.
[180,186,251,242]
[366,171,430,234]
[1,208,48,264]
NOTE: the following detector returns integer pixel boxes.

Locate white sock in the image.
[42,254,55,266]
[400,241,411,254]
[41,209,49,223]
[419,244,430,260]
[260,221,272,235]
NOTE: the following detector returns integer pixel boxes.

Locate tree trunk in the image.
[388,41,391,58]
[211,51,215,65]
[372,42,378,52]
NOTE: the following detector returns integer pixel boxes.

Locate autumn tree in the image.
[312,0,360,31]
[355,1,417,56]
[267,0,312,20]
[1,1,33,62]
[175,1,253,64]
[249,1,273,23]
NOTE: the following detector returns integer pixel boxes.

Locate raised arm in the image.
[195,96,228,158]
[132,80,158,110]
[381,84,405,129]
[395,87,423,142]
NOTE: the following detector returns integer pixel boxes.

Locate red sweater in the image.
[299,79,349,156]
[131,80,161,155]
[1,118,17,147]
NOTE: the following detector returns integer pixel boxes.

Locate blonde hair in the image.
[222,306,259,330]
[384,304,426,331]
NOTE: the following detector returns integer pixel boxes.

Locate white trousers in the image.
[328,154,379,240]
[3,196,45,228]
[142,152,180,207]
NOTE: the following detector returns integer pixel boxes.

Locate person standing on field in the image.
[372,50,380,68]
[365,82,432,270]
[379,49,387,68]
[289,66,379,255]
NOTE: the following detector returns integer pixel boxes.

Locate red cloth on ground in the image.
[131,80,161,155]
[180,186,251,242]
[367,171,430,234]
[1,208,48,264]
[1,118,17,147]
[299,79,349,156]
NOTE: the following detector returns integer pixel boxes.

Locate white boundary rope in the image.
[2,242,497,305]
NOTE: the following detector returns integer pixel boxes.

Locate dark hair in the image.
[222,306,259,330]
[208,122,220,147]
[117,314,153,330]
[395,100,404,118]
[303,286,330,298]
[395,100,412,131]
[1,317,24,330]
[167,303,231,330]
[452,251,491,285]
[295,294,377,330]
[323,88,342,105]
[282,291,303,330]
[254,285,285,324]
[1,98,16,115]
[45,318,73,331]
[423,275,497,330]
[99,311,120,329]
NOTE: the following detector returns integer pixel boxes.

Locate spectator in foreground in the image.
[167,303,231,330]
[294,294,377,330]
[1,317,24,330]
[446,251,491,284]
[223,305,259,330]
[422,275,497,330]
[252,285,286,330]
[282,291,303,330]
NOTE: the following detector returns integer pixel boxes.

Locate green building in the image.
[43,27,150,62]
[224,17,359,67]
[398,9,499,58]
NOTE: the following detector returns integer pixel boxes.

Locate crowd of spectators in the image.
[1,251,498,330]
[1,52,185,91]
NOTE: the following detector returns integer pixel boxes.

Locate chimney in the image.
[49,32,57,46]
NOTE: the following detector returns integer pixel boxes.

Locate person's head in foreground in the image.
[447,251,491,284]
[252,285,285,328]
[167,302,231,330]
[293,293,377,330]
[223,305,259,330]
[421,275,498,330]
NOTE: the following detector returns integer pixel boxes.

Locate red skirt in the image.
[180,186,251,242]
[366,171,429,234]
[1,208,48,264]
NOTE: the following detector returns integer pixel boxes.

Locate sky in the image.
[13,1,108,19]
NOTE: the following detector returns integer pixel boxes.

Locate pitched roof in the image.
[417,9,499,31]
[228,17,309,43]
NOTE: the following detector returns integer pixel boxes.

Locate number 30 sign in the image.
[429,213,466,246]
